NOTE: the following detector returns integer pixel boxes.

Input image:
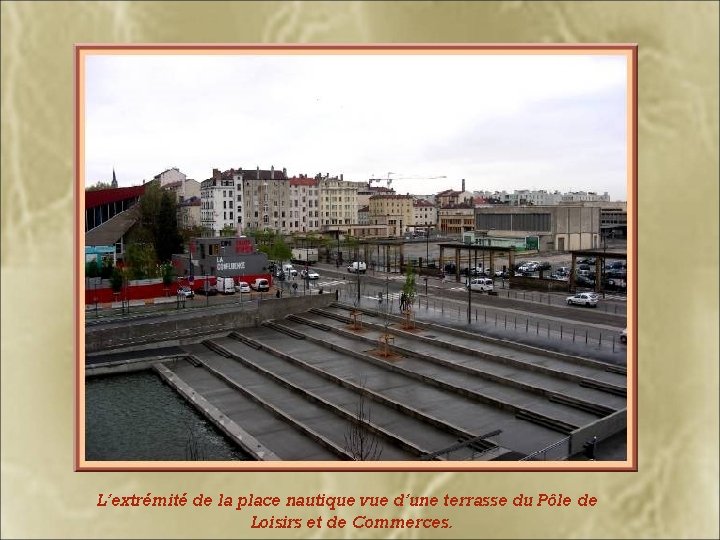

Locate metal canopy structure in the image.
[570,249,627,293]
[437,242,518,282]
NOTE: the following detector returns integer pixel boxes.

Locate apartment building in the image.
[413,199,437,230]
[238,166,290,233]
[200,169,239,235]
[318,175,362,230]
[288,176,320,233]
[368,194,415,237]
[438,203,476,235]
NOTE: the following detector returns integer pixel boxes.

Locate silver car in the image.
[566,292,598,307]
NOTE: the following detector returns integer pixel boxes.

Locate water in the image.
[85,371,251,461]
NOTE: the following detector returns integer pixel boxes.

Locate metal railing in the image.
[520,436,572,461]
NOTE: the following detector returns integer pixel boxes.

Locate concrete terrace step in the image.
[278,316,593,432]
[295,310,626,411]
[229,326,573,455]
[322,305,627,385]
[206,335,485,460]
[159,357,337,461]
[195,341,417,461]
[178,345,352,461]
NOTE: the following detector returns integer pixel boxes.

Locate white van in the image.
[347,261,367,274]
[251,278,269,292]
[217,277,235,294]
[282,263,297,277]
[467,277,494,292]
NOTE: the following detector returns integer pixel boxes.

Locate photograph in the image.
[79,45,635,469]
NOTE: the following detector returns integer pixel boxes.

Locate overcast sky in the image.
[85,53,628,200]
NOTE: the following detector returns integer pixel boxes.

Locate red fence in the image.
[84,275,272,304]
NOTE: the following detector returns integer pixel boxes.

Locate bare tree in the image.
[344,393,383,461]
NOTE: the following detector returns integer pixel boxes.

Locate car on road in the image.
[347,261,367,274]
[566,292,598,307]
[235,281,251,293]
[620,328,627,344]
[301,269,320,280]
[467,277,494,292]
[178,286,194,298]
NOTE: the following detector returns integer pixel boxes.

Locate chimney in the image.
[283,167,287,178]
[462,178,465,192]
[271,165,275,179]
[340,173,344,181]
[213,168,221,180]
[256,166,260,180]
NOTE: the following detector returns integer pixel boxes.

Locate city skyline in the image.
[85,52,629,200]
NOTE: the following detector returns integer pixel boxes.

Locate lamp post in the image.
[467,246,472,324]
[336,231,340,268]
[425,227,430,270]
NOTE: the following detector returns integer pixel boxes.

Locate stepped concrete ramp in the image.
[111,301,631,461]
[295,308,627,412]
[208,326,573,456]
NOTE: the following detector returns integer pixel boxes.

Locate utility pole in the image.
[467,246,472,324]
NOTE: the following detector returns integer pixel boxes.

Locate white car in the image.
[301,269,320,280]
[178,286,194,298]
[566,292,598,307]
[235,281,251,293]
[467,278,494,292]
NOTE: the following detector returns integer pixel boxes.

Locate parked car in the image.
[444,263,457,274]
[178,286,194,298]
[556,267,570,276]
[235,281,251,293]
[537,261,552,271]
[575,275,595,288]
[620,328,627,344]
[467,278,494,293]
[251,278,270,292]
[566,292,598,307]
[300,269,320,280]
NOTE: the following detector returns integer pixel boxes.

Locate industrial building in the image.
[474,205,601,252]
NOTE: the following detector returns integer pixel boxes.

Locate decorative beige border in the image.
[76,44,637,472]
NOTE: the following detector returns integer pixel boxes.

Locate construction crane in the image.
[368,172,446,189]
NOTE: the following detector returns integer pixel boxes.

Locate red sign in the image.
[235,238,253,254]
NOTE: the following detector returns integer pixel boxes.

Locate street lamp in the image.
[467,246,472,324]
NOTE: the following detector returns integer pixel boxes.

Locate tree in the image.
[125,243,156,280]
[161,263,175,287]
[86,260,99,278]
[269,235,292,263]
[100,258,114,279]
[179,225,210,244]
[156,191,183,262]
[134,182,183,263]
[344,393,383,461]
[110,267,124,293]
[220,224,237,237]
[86,181,113,191]
[402,264,417,309]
